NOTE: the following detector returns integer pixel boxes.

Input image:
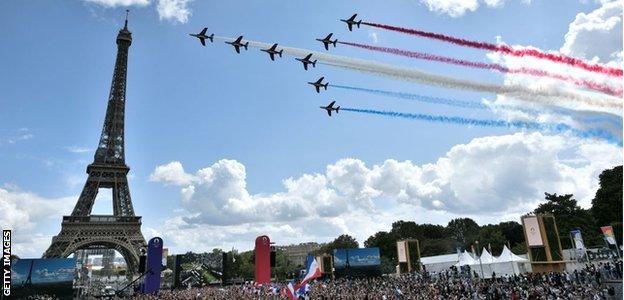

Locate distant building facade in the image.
[277,242,322,267]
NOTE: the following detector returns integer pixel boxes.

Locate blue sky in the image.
[1,0,621,257]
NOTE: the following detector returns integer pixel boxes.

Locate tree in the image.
[496,221,524,249]
[364,231,397,262]
[475,225,506,255]
[390,221,420,240]
[420,238,453,257]
[319,234,359,254]
[446,218,480,250]
[534,192,600,248]
[591,166,622,230]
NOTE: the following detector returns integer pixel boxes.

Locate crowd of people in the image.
[120,260,622,300]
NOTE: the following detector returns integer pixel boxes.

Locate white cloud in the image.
[561,0,623,65]
[418,0,530,17]
[152,132,621,253]
[484,0,506,7]
[0,186,73,231]
[483,1,622,141]
[0,186,74,257]
[149,161,195,185]
[420,0,479,17]
[368,31,379,43]
[85,0,150,7]
[156,0,193,23]
[83,0,193,24]
[65,146,92,153]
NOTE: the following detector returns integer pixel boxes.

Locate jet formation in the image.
[316,33,337,50]
[295,54,317,70]
[189,14,362,117]
[189,28,214,46]
[225,36,249,53]
[261,43,283,61]
[340,14,362,31]
[308,77,328,93]
[320,101,340,116]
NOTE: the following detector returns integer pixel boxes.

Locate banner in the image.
[11,258,76,299]
[601,226,617,245]
[523,216,544,246]
[397,241,407,263]
[571,230,586,250]
[144,237,163,294]
[347,248,380,267]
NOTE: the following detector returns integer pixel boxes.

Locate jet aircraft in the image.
[320,101,340,116]
[295,54,317,70]
[308,77,328,93]
[260,43,283,61]
[316,33,337,50]
[189,28,214,46]
[225,36,249,53]
[340,14,362,31]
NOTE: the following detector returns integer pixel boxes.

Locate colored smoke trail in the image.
[361,22,623,78]
[338,41,623,97]
[332,84,622,127]
[341,107,619,144]
[214,36,622,113]
[330,84,485,109]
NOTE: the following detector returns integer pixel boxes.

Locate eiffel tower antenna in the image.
[124,9,129,29]
[43,13,146,276]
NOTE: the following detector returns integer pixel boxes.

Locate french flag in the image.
[300,255,322,285]
[285,282,297,300]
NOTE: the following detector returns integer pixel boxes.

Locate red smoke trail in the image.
[362,22,623,78]
[339,41,622,97]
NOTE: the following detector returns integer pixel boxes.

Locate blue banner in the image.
[333,249,347,268]
[333,248,380,268]
[11,258,76,299]
[143,237,163,294]
[348,248,380,267]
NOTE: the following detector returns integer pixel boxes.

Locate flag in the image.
[571,230,586,250]
[297,283,310,296]
[301,255,322,285]
[285,282,296,300]
[601,226,617,245]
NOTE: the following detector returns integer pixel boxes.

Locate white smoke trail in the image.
[215,36,622,115]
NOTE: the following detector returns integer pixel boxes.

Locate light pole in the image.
[475,240,484,278]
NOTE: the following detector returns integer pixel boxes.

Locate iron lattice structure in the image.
[43,18,146,274]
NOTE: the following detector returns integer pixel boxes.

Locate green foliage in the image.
[319,234,359,254]
[475,225,506,255]
[446,218,480,250]
[591,166,622,233]
[511,241,527,255]
[364,231,397,262]
[534,192,601,248]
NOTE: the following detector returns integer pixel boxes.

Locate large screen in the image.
[348,248,381,267]
[173,251,224,288]
[333,249,348,268]
[12,258,77,299]
[333,248,380,268]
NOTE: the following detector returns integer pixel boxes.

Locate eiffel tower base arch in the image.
[43,215,146,276]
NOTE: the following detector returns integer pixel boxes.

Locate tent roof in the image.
[421,253,459,265]
[455,250,477,266]
[479,248,495,264]
[495,245,528,263]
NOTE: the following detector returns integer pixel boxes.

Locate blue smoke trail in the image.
[330,84,485,109]
[331,84,622,127]
[341,107,620,145]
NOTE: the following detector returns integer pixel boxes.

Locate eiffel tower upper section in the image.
[95,17,132,166]
[68,14,137,217]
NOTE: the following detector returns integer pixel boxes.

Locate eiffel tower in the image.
[43,11,147,275]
